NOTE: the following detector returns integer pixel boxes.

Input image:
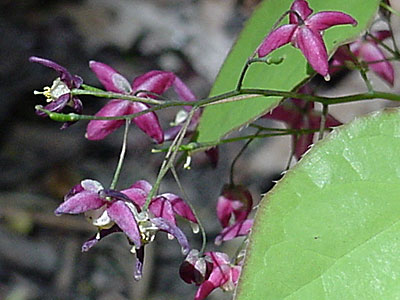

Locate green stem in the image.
[318,104,328,141]
[170,166,207,255]
[154,128,321,154]
[380,1,400,18]
[110,119,130,189]
[143,109,197,211]
[229,129,261,185]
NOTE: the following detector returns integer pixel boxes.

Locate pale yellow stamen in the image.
[33,78,70,102]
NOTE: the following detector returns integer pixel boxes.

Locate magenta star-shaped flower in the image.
[55,179,197,280]
[86,61,195,143]
[257,0,357,78]
[330,30,395,86]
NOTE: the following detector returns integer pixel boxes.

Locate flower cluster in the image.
[55,179,197,280]
[257,0,357,78]
[263,85,342,160]
[330,30,395,86]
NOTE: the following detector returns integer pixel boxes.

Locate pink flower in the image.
[215,219,253,245]
[263,85,341,159]
[179,249,213,285]
[330,31,395,86]
[29,56,83,129]
[194,252,241,300]
[257,0,357,78]
[86,61,194,143]
[55,179,196,280]
[216,184,253,229]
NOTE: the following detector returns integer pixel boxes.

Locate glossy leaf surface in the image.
[197,0,380,143]
[236,109,400,299]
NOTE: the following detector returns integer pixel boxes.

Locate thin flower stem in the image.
[41,89,400,125]
[154,129,321,154]
[143,109,197,211]
[318,104,328,141]
[229,129,261,186]
[170,166,207,255]
[380,1,400,18]
[110,119,130,190]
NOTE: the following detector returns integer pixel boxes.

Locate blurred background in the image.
[0,0,398,299]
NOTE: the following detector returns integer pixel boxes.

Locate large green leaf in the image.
[196,0,380,143]
[235,108,400,299]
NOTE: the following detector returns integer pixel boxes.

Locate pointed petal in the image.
[29,56,80,88]
[149,197,176,225]
[372,30,391,42]
[130,102,164,144]
[296,27,329,76]
[360,42,394,86]
[121,187,148,207]
[216,194,235,228]
[64,183,84,201]
[160,193,197,223]
[89,61,132,93]
[36,94,70,117]
[107,200,142,248]
[290,0,313,23]
[55,190,104,215]
[307,12,357,31]
[215,219,253,245]
[194,265,230,300]
[134,246,145,281]
[130,180,153,194]
[258,24,297,57]
[85,99,131,140]
[173,77,196,102]
[81,226,120,252]
[132,70,175,97]
[151,217,190,255]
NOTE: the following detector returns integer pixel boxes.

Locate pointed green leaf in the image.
[236,108,400,299]
[196,0,380,143]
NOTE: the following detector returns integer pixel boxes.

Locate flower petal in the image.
[132,70,175,97]
[194,264,230,300]
[290,0,313,24]
[85,99,132,140]
[130,102,164,144]
[121,187,148,208]
[36,93,70,117]
[107,200,142,248]
[214,219,253,245]
[151,217,190,255]
[81,179,104,193]
[307,12,357,31]
[130,180,153,194]
[55,190,104,216]
[258,24,297,57]
[173,77,196,102]
[89,61,132,93]
[29,56,82,88]
[296,26,329,76]
[134,246,145,281]
[149,196,176,224]
[81,226,120,252]
[160,193,197,223]
[360,42,394,86]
